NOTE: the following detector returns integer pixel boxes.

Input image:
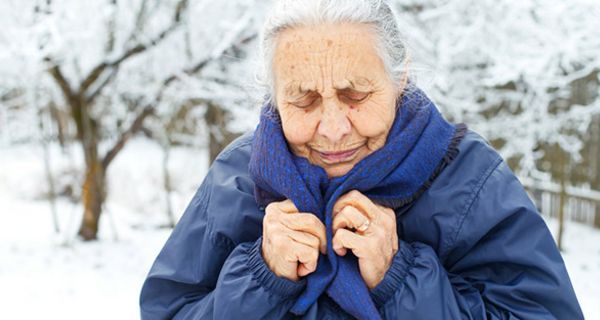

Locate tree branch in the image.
[47,61,75,102]
[80,62,109,94]
[98,46,223,171]
[159,32,258,94]
[85,68,118,105]
[125,0,149,45]
[100,3,252,170]
[80,0,189,93]
[101,106,155,170]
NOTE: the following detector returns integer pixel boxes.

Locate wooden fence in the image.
[520,177,600,229]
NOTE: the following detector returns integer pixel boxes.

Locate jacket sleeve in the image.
[370,160,584,320]
[139,151,305,319]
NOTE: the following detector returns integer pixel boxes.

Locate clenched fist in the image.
[261,199,327,281]
[332,190,399,289]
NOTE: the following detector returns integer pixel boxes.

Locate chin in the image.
[324,163,355,178]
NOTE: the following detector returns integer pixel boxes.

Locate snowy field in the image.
[1,138,599,320]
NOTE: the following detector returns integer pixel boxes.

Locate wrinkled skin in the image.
[273,22,400,179]
[263,23,403,289]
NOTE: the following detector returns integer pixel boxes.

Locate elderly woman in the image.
[140,1,583,319]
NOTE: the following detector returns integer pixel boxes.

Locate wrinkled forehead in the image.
[272,23,386,92]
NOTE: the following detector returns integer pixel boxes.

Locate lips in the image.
[317,145,363,163]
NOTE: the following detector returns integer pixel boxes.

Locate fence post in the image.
[595,205,600,229]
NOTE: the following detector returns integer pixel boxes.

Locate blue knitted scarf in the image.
[249,87,466,319]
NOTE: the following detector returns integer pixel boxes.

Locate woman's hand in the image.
[262,199,327,282]
[332,190,399,289]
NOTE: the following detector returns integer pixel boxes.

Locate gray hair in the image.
[257,0,410,103]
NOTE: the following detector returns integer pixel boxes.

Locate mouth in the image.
[316,145,364,164]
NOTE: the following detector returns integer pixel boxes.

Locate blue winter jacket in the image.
[139,129,583,319]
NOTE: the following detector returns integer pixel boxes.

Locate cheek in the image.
[349,103,395,138]
[280,109,320,145]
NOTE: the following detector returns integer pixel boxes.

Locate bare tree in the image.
[42,1,189,240]
[0,0,259,239]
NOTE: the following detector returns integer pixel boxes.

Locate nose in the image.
[317,102,351,142]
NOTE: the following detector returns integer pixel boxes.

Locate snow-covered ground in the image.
[0,138,207,320]
[1,138,599,319]
[543,218,600,319]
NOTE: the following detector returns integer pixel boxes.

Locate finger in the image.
[333,190,378,220]
[332,228,367,258]
[293,241,319,277]
[281,213,327,254]
[297,264,313,277]
[332,205,369,233]
[286,229,321,252]
[276,199,300,214]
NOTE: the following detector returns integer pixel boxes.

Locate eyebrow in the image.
[284,77,372,96]
[335,78,373,92]
[284,83,314,96]
[333,80,355,91]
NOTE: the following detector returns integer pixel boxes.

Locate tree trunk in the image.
[162,145,176,228]
[39,113,60,234]
[205,102,241,164]
[72,95,107,241]
[78,159,106,240]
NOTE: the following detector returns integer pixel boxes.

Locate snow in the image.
[1,1,598,318]
[0,138,207,320]
[0,198,172,320]
[395,0,600,179]
[0,0,262,150]
[1,138,599,319]
[542,217,600,319]
[2,0,598,219]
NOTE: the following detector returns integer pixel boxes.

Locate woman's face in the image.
[273,23,400,178]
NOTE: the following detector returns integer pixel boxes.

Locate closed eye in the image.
[290,92,321,108]
[338,90,371,104]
